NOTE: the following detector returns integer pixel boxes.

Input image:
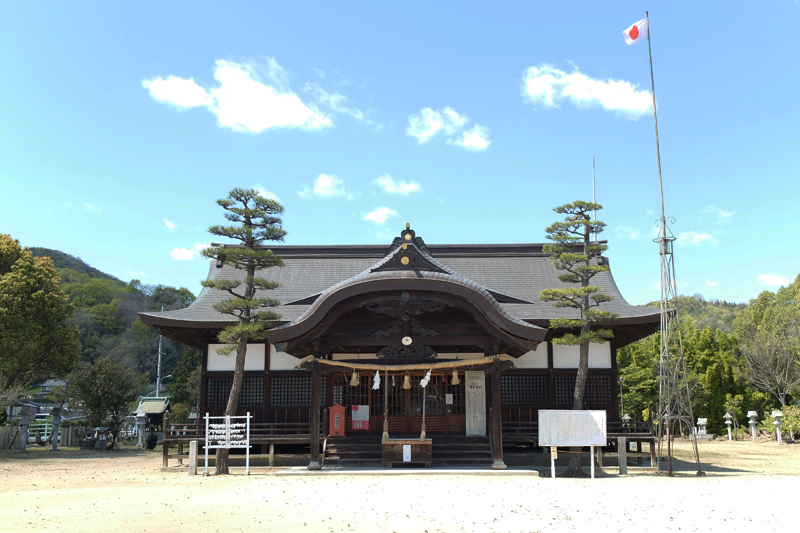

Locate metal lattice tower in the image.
[655,221,703,476]
[640,12,703,476]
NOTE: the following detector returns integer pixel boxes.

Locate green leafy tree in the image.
[538,201,618,477]
[0,235,80,402]
[733,275,800,407]
[68,355,147,449]
[200,188,285,474]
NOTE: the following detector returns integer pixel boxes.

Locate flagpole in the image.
[645,11,665,240]
[643,11,703,477]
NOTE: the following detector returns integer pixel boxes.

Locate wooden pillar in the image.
[490,367,506,470]
[308,365,321,470]
[162,413,170,468]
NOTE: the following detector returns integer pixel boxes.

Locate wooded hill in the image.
[31,248,200,406]
[643,294,746,333]
[30,248,121,282]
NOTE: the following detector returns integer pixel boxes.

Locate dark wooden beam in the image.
[308,363,321,471]
[318,335,495,348]
[490,366,506,470]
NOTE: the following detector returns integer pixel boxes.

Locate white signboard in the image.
[204,412,252,475]
[538,410,607,447]
[465,371,486,437]
[403,444,411,462]
[352,405,370,430]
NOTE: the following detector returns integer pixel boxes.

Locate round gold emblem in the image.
[404,234,412,241]
[400,256,410,265]
[402,336,413,346]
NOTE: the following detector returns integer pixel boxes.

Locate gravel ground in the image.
[1,439,797,532]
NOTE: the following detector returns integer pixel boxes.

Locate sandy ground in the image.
[1,439,798,532]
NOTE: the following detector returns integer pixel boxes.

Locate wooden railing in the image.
[163,416,325,443]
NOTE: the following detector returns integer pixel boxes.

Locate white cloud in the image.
[83,203,102,213]
[758,273,788,287]
[170,248,196,260]
[164,218,177,230]
[407,107,467,143]
[375,174,421,195]
[364,207,397,224]
[705,280,719,289]
[143,58,332,133]
[305,83,380,128]
[614,225,640,239]
[676,231,719,246]
[298,174,351,199]
[142,75,212,108]
[406,107,490,151]
[253,186,280,202]
[521,63,652,118]
[169,243,209,261]
[700,204,734,222]
[448,125,491,151]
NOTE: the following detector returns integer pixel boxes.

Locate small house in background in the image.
[133,397,171,436]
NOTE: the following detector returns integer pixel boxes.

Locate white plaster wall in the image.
[514,343,548,369]
[269,345,301,370]
[552,343,612,369]
[207,343,265,371]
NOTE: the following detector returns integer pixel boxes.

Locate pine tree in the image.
[200,188,285,474]
[538,201,618,477]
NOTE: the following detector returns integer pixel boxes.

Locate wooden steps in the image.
[324,435,493,466]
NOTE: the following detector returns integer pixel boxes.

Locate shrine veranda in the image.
[140,226,661,468]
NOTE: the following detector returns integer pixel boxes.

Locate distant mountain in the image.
[644,295,746,333]
[30,247,121,283]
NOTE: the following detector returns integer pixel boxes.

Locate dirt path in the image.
[1,440,797,532]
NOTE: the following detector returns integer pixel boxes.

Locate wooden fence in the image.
[0,426,89,450]
[0,427,24,450]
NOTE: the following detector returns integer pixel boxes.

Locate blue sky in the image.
[1,1,798,305]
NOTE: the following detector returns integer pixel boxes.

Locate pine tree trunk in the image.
[565,337,590,477]
[215,340,248,475]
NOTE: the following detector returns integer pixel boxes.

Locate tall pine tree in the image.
[539,201,618,477]
[201,188,285,474]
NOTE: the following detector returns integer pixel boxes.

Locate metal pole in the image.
[592,127,597,241]
[155,305,164,395]
[646,12,666,240]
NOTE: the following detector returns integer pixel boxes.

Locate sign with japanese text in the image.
[352,405,369,430]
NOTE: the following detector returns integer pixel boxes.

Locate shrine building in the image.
[140,224,659,469]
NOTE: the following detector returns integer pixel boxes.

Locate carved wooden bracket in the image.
[376,345,438,359]
[365,299,446,320]
[372,317,440,338]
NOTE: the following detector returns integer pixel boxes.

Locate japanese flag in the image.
[623,18,647,45]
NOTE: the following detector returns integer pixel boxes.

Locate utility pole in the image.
[155,304,163,396]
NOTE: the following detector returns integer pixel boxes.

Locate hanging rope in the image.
[295,354,514,372]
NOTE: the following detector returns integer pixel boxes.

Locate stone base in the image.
[491,460,507,470]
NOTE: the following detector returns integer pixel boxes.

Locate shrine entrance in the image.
[332,371,467,436]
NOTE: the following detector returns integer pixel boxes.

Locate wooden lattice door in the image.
[332,371,466,435]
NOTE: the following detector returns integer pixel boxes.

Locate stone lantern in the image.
[747,411,758,442]
[723,412,733,441]
[771,411,783,445]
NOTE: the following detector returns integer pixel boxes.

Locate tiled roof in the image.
[133,397,170,415]
[139,243,660,328]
